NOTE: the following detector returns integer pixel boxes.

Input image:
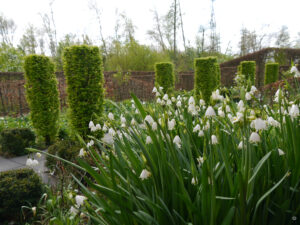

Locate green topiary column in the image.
[154,62,175,93]
[194,57,218,103]
[24,55,60,145]
[240,61,256,85]
[214,61,221,88]
[264,63,279,85]
[63,45,104,137]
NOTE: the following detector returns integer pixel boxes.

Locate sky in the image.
[1,0,300,54]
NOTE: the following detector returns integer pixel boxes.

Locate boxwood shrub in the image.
[63,45,104,137]
[194,57,218,103]
[0,128,35,157]
[155,62,175,93]
[0,168,43,221]
[24,55,60,145]
[265,63,279,85]
[240,61,256,85]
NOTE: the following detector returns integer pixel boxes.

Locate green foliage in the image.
[63,45,104,137]
[194,56,218,103]
[215,62,221,86]
[264,63,279,85]
[105,40,170,71]
[0,43,25,72]
[24,55,60,145]
[0,128,35,157]
[240,61,256,84]
[46,139,80,172]
[0,168,43,221]
[155,62,175,93]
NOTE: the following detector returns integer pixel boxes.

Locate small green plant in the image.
[0,168,43,222]
[265,63,279,85]
[240,61,256,85]
[194,56,218,103]
[24,55,60,145]
[0,128,35,157]
[155,62,175,93]
[63,45,104,137]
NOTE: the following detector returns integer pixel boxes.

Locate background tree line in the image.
[1,0,300,73]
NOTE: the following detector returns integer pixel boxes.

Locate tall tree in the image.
[275,25,290,48]
[208,0,220,54]
[19,24,38,54]
[0,14,16,45]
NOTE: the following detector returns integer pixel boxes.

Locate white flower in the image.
[152,122,157,131]
[166,99,172,106]
[145,115,154,125]
[198,130,204,137]
[152,87,157,93]
[188,104,197,115]
[218,109,225,117]
[232,112,244,123]
[131,118,136,126]
[70,206,78,216]
[87,140,94,147]
[289,104,299,118]
[226,105,231,113]
[250,86,257,94]
[162,94,169,101]
[120,115,126,124]
[173,135,182,148]
[197,156,204,166]
[75,195,87,207]
[278,148,285,156]
[157,97,162,104]
[199,99,205,106]
[156,92,161,97]
[205,106,216,117]
[95,124,101,130]
[245,92,251,100]
[102,133,114,145]
[249,132,261,144]
[193,124,200,133]
[32,207,36,216]
[146,136,152,144]
[238,141,243,149]
[79,148,87,157]
[89,121,95,129]
[139,169,151,180]
[168,119,176,130]
[188,96,195,105]
[267,117,280,127]
[102,123,108,132]
[211,135,218,145]
[159,86,163,91]
[237,100,245,112]
[108,128,116,136]
[251,118,267,131]
[176,101,182,107]
[36,153,42,158]
[90,126,97,132]
[108,113,114,120]
[191,177,198,185]
[171,97,176,102]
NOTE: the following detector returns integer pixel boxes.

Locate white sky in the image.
[1,0,300,53]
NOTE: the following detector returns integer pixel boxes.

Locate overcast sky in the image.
[1,0,300,53]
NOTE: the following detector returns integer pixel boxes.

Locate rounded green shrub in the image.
[46,139,80,171]
[0,128,35,157]
[24,55,60,145]
[63,45,104,137]
[264,63,279,85]
[240,61,256,85]
[0,168,43,221]
[155,62,175,93]
[194,57,218,103]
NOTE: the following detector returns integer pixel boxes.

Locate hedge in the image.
[155,62,175,93]
[240,61,256,85]
[194,57,218,103]
[0,128,35,157]
[0,168,43,221]
[24,55,60,145]
[63,45,104,137]
[264,63,279,85]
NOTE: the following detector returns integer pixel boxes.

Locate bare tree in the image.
[147,9,166,51]
[0,14,16,45]
[19,24,38,54]
[275,25,290,48]
[178,0,186,52]
[88,0,107,56]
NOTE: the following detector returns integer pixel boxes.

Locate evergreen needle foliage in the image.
[240,61,256,85]
[265,63,279,84]
[24,55,60,145]
[63,45,104,137]
[155,62,175,93]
